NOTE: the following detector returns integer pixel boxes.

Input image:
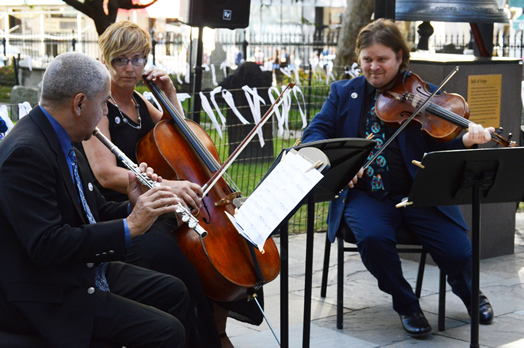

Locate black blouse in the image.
[98,92,156,202]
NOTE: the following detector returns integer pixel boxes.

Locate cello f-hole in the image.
[201,199,212,224]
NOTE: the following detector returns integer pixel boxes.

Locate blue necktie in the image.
[365,90,389,200]
[68,148,110,292]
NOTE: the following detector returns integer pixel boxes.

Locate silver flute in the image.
[92,128,207,238]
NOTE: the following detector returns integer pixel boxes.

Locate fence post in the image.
[242,37,248,62]
[306,64,313,122]
[1,38,6,66]
[13,55,20,86]
[151,29,156,66]
[191,26,204,124]
[70,30,76,52]
[519,30,524,59]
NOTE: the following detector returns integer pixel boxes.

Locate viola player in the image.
[302,18,495,337]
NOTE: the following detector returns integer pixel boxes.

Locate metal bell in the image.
[395,0,509,23]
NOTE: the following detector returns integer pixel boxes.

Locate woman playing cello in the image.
[81,21,262,348]
[301,18,495,338]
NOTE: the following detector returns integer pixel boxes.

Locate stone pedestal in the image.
[17,66,45,90]
[9,85,38,121]
[407,54,522,259]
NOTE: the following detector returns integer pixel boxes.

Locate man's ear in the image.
[73,93,86,117]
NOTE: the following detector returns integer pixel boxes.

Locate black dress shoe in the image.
[399,310,432,338]
[468,292,494,325]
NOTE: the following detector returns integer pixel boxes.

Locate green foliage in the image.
[0,64,16,88]
[0,64,17,102]
[0,86,12,103]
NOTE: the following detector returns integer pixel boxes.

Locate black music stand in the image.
[405,147,524,348]
[273,138,375,348]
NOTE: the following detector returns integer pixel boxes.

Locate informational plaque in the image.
[467,74,502,128]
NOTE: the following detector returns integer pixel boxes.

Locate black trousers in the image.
[0,262,189,348]
[93,262,189,348]
[344,191,473,316]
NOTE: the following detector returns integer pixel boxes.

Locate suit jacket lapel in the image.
[344,78,366,137]
[30,108,88,224]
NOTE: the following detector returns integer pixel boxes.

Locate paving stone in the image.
[228,213,524,348]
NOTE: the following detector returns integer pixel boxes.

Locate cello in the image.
[136,78,281,302]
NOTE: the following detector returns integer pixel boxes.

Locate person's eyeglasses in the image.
[112,57,147,67]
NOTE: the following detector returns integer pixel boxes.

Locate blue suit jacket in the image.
[302,75,470,242]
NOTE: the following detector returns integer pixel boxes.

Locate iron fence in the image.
[2,27,523,74]
[2,26,524,234]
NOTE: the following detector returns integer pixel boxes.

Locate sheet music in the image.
[232,151,324,251]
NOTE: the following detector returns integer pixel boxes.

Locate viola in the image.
[136,77,280,302]
[374,71,517,147]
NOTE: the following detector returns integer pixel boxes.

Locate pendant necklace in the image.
[110,95,142,130]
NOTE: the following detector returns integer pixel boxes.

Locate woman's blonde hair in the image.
[98,21,151,72]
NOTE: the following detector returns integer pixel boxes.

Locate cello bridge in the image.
[214,192,242,207]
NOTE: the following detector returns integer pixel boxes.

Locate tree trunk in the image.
[334,0,374,77]
[62,0,157,35]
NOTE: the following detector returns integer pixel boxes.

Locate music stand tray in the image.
[290,138,376,202]
[405,147,524,348]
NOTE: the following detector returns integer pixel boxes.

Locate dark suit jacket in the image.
[302,74,470,242]
[0,106,129,347]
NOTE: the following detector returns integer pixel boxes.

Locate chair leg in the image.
[438,269,446,331]
[337,235,344,329]
[415,250,427,298]
[320,232,331,298]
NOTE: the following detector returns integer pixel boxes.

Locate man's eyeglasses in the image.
[112,57,147,67]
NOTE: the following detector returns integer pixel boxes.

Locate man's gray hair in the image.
[41,52,109,105]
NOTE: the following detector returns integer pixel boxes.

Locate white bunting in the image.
[209,86,226,125]
[199,91,223,138]
[346,62,361,78]
[185,63,190,84]
[292,86,308,129]
[143,91,162,111]
[210,64,218,86]
[18,102,31,119]
[293,65,301,86]
[222,89,250,125]
[281,85,292,132]
[280,67,293,78]
[268,87,285,136]
[242,85,266,147]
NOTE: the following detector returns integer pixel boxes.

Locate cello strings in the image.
[147,81,241,192]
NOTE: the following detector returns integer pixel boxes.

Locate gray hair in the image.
[41,52,109,106]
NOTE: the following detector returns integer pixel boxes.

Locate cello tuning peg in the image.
[412,160,425,169]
